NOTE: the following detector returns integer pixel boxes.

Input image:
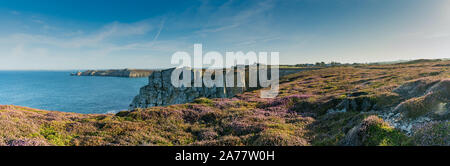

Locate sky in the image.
[0,0,449,70]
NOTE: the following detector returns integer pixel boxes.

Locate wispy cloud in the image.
[425,32,450,39]
[198,23,240,33]
[1,19,157,48]
[10,10,20,15]
[195,0,275,35]
[0,16,188,68]
[32,19,45,24]
[152,18,166,42]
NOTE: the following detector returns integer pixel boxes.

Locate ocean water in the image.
[0,71,148,114]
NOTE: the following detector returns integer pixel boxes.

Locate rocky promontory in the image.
[130,68,245,109]
[71,69,154,78]
[129,66,310,109]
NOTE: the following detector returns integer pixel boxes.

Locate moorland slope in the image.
[1,60,448,146]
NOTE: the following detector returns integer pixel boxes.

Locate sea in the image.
[0,71,148,114]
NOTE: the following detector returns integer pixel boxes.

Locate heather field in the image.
[0,60,448,146]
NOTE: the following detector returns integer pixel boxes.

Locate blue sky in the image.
[0,0,449,70]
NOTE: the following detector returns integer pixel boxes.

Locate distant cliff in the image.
[71,69,154,78]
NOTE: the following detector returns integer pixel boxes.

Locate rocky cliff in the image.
[130,67,308,109]
[129,68,246,108]
[71,69,154,78]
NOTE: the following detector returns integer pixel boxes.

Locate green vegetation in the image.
[193,97,214,106]
[39,122,73,146]
[311,112,367,146]
[360,116,412,146]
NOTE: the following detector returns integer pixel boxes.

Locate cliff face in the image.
[130,67,309,109]
[71,69,153,78]
[129,68,246,108]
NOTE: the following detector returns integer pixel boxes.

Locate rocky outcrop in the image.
[333,78,449,139]
[340,116,381,146]
[381,79,450,133]
[71,69,154,78]
[393,78,440,99]
[130,67,308,109]
[392,79,449,118]
[340,115,411,146]
[130,68,247,109]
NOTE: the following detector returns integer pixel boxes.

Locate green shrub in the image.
[193,98,214,106]
[361,116,412,146]
[40,123,73,146]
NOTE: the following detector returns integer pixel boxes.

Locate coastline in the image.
[71,69,154,78]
